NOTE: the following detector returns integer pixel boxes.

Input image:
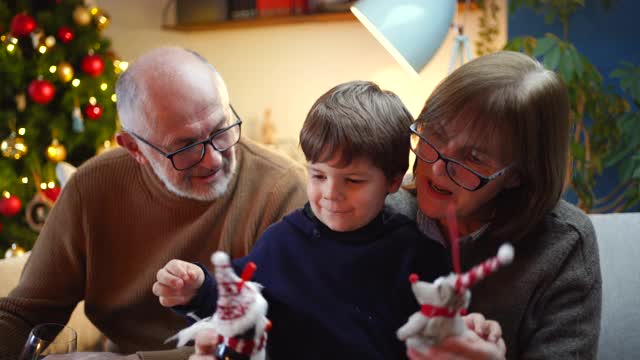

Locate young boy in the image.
[153,81,451,359]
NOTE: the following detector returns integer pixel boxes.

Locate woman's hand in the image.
[463,312,502,343]
[407,313,506,360]
[407,330,506,360]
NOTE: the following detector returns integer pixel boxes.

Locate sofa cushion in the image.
[590,213,640,360]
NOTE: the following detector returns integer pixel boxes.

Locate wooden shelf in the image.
[163,12,356,32]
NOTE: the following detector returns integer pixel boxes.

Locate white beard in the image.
[145,150,237,201]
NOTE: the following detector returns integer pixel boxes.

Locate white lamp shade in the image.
[351,0,456,77]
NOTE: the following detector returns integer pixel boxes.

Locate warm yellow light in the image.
[48,182,55,189]
[21,177,29,184]
[2,191,10,198]
[119,61,129,71]
[0,35,5,42]
[18,128,26,135]
[40,183,47,190]
[100,83,108,91]
[7,44,15,52]
[111,94,117,102]
[72,79,80,87]
[49,65,57,73]
[14,143,26,152]
[89,96,97,105]
[38,45,47,54]
[90,7,99,15]
[104,140,111,147]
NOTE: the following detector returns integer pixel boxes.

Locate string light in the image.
[38,45,47,54]
[72,79,80,87]
[7,44,15,53]
[49,65,57,73]
[3,191,11,198]
[21,177,29,184]
[90,7,99,15]
[100,83,108,91]
[89,96,97,105]
[111,94,117,102]
[47,182,55,189]
[18,128,26,135]
[40,183,47,190]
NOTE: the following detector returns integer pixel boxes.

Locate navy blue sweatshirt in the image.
[177,204,451,360]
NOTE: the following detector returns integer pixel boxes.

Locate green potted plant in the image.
[505,0,640,212]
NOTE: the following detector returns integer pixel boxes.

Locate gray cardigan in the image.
[386,190,602,359]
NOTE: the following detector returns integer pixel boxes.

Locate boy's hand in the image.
[463,312,502,343]
[152,259,205,307]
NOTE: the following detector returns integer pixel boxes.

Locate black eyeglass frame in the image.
[409,122,513,191]
[128,105,243,171]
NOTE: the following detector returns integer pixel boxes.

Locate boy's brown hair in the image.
[299,80,414,180]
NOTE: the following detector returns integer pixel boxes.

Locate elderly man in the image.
[0,47,307,360]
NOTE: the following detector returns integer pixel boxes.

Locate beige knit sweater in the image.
[0,138,307,360]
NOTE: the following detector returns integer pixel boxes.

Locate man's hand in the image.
[44,353,139,359]
[189,328,219,360]
[152,259,205,307]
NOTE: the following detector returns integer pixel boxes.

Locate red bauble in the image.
[42,187,61,202]
[28,79,56,104]
[81,54,105,77]
[0,195,22,217]
[85,103,103,120]
[57,26,74,43]
[10,13,37,37]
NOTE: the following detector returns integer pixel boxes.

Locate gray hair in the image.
[115,47,225,136]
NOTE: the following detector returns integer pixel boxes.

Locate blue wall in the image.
[508,0,640,211]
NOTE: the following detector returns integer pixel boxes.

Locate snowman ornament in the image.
[167,251,271,360]
[397,243,514,353]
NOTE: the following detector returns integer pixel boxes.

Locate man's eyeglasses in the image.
[128,105,242,171]
[409,123,512,191]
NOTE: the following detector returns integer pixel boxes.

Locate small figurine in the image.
[167,251,271,360]
[397,243,514,354]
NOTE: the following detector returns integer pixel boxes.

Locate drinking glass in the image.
[19,323,77,359]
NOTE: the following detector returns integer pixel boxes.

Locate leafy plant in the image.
[506,0,639,212]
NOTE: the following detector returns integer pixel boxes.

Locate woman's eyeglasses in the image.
[409,123,512,191]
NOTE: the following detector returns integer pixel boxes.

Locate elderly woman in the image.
[387,50,601,359]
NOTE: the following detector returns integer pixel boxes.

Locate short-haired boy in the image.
[154,81,451,359]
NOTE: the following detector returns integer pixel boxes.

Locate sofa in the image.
[1,212,639,357]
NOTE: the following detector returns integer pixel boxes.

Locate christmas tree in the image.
[0,0,124,257]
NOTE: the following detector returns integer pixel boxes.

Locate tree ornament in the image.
[28,78,56,104]
[57,26,74,43]
[10,13,37,37]
[4,243,27,258]
[15,92,26,112]
[94,9,111,31]
[81,54,105,77]
[1,132,28,160]
[30,28,44,49]
[46,138,67,162]
[72,102,85,132]
[167,251,271,360]
[57,61,74,83]
[0,194,23,217]
[45,35,56,48]
[85,103,103,120]
[42,186,61,203]
[73,6,92,26]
